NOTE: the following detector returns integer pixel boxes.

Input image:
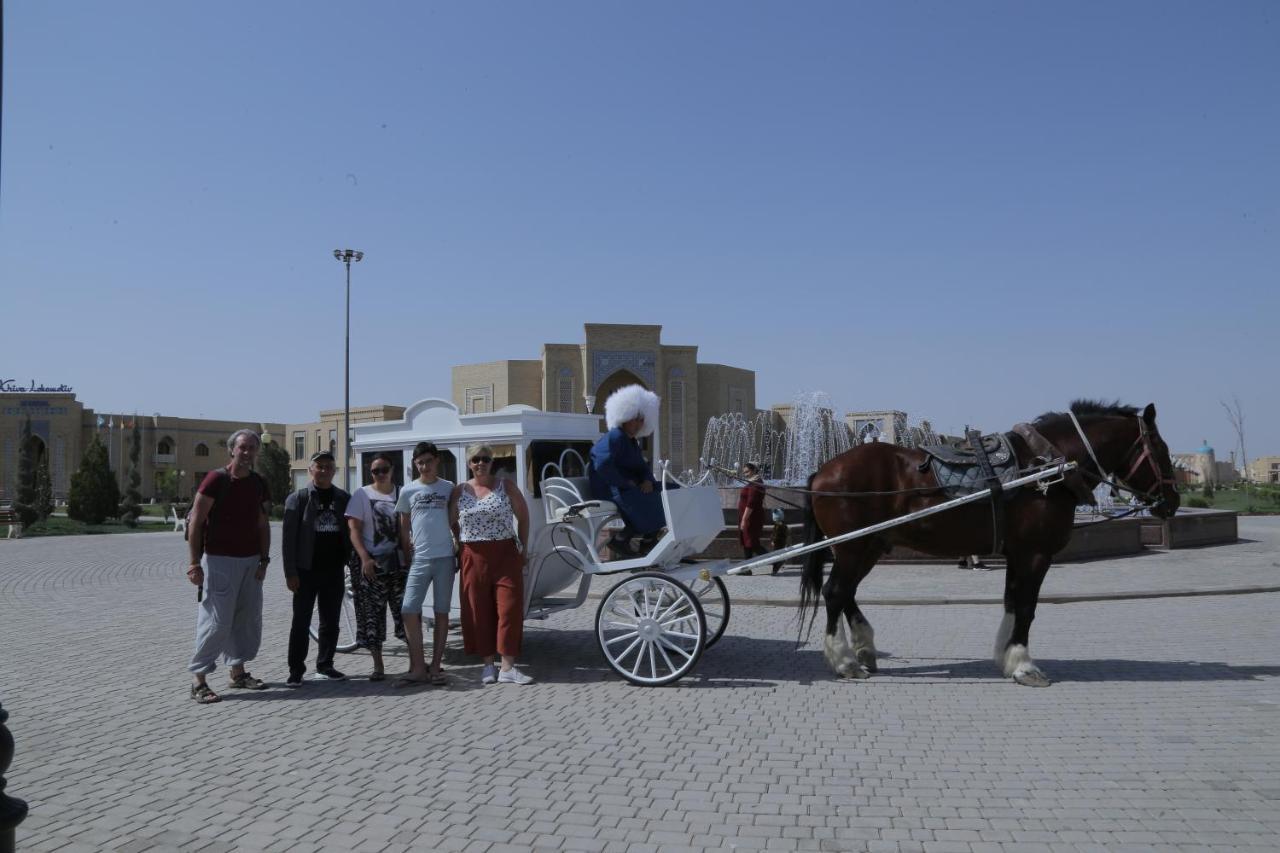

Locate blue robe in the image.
[589,427,668,535]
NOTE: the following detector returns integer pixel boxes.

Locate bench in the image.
[0,508,23,539]
[167,504,188,534]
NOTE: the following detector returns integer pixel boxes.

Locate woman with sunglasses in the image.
[449,444,533,685]
[345,452,405,680]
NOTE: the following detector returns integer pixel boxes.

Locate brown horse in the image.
[800,400,1179,686]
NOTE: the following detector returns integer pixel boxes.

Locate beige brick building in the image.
[1246,456,1280,484]
[1,390,282,503]
[451,324,756,472]
[283,404,406,491]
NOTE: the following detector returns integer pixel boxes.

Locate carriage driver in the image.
[589,384,674,557]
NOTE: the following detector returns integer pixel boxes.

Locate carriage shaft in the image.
[725,462,1078,576]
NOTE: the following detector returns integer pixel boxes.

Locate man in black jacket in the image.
[282,450,351,686]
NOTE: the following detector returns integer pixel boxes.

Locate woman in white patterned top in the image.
[449,443,532,684]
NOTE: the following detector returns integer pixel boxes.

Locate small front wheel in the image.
[596,572,706,686]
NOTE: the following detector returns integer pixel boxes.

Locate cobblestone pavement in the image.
[1,523,1278,852]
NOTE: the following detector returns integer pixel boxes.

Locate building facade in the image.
[1246,456,1280,484]
[450,324,756,473]
[284,404,406,491]
[1,390,282,503]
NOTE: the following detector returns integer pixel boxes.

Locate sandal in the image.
[227,672,267,690]
[392,675,430,689]
[430,670,448,686]
[191,683,221,704]
[369,670,385,682]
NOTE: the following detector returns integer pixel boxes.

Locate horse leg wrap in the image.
[849,618,877,672]
[1002,643,1051,686]
[993,612,1014,667]
[824,620,868,679]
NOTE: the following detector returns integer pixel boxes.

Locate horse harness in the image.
[918,424,1093,555]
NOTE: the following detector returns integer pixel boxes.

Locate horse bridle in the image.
[1069,412,1176,508]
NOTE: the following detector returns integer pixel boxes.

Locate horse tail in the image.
[798,472,826,642]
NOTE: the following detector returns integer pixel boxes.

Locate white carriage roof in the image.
[351,398,602,451]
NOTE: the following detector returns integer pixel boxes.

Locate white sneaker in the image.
[497,666,533,685]
[481,664,498,685]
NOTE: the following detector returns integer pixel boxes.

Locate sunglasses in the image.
[470,456,492,464]
[370,467,391,475]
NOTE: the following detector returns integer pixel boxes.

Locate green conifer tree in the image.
[12,415,39,527]
[34,452,54,520]
[119,420,143,526]
[68,436,121,525]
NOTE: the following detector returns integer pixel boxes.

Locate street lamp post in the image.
[333,249,364,492]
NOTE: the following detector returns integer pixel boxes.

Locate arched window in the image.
[194,442,210,457]
[157,437,174,455]
[558,367,574,413]
[668,367,686,470]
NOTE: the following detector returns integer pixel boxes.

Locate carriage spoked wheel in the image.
[596,572,707,686]
[309,572,360,653]
[687,575,730,647]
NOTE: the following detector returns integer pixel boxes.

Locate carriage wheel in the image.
[596,572,706,686]
[688,575,730,647]
[310,572,360,653]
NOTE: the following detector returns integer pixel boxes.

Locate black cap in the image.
[310,450,335,463]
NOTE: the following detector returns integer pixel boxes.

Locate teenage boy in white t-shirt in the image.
[393,441,456,686]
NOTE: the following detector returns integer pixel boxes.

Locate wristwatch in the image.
[258,556,271,565]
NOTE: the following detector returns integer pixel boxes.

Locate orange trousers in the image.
[459,539,524,658]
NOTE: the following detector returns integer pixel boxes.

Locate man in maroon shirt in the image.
[186,429,273,703]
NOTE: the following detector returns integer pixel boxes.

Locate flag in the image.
[96,415,104,429]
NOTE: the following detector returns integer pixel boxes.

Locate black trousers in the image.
[287,564,346,675]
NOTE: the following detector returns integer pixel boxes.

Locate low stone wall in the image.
[1138,508,1238,549]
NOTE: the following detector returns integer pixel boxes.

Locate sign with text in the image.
[1,378,74,393]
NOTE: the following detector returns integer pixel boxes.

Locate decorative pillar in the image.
[0,700,28,853]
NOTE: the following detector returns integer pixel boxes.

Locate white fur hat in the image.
[604,384,660,437]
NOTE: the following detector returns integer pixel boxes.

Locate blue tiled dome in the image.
[1198,440,1214,454]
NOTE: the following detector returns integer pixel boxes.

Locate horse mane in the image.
[1034,398,1139,427]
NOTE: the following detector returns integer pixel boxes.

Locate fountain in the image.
[701,391,950,486]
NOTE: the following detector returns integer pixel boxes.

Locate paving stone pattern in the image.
[1,523,1278,852]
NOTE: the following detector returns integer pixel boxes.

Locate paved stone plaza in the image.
[2,520,1278,852]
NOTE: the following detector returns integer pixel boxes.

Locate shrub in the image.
[1186,496,1210,509]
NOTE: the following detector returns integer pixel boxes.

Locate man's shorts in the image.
[401,556,457,615]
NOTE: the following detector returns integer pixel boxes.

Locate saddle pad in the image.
[919,432,1014,467]
[926,432,1021,499]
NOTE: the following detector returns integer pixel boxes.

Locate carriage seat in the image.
[542,476,617,523]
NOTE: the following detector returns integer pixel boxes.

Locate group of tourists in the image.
[184,430,533,704]
[182,383,736,704]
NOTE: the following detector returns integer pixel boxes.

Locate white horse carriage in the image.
[315,398,734,685]
[314,398,1085,686]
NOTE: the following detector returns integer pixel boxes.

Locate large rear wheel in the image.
[687,575,730,647]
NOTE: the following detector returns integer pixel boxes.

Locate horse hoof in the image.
[855,650,878,673]
[837,664,871,680]
[1013,667,1052,688]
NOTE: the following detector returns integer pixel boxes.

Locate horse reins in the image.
[1068,412,1175,507]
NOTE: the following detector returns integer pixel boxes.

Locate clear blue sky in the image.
[3,2,1277,459]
